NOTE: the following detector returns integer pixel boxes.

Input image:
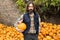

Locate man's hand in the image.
[16,27,24,32]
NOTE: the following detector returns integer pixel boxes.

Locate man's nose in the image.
[29,8,33,10]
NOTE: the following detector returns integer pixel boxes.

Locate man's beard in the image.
[28,9,34,14]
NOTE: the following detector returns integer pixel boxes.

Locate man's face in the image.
[28,3,34,10]
[28,3,34,14]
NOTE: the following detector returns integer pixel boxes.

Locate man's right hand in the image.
[16,27,24,32]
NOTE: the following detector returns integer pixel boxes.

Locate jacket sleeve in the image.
[14,14,24,27]
[38,15,41,33]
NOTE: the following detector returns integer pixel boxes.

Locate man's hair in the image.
[26,1,36,12]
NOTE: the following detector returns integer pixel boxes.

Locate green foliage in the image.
[16,0,26,13]
[34,0,60,7]
[34,0,47,5]
[16,0,60,13]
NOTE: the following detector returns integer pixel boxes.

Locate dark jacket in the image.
[23,12,39,35]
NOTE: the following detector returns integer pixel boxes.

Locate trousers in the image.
[24,33,38,40]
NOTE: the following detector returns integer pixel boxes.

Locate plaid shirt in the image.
[28,13,36,33]
[14,13,41,33]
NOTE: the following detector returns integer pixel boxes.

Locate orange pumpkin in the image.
[17,23,27,31]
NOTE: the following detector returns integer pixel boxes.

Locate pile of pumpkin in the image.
[0,22,60,40]
[38,22,60,40]
[0,24,24,40]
